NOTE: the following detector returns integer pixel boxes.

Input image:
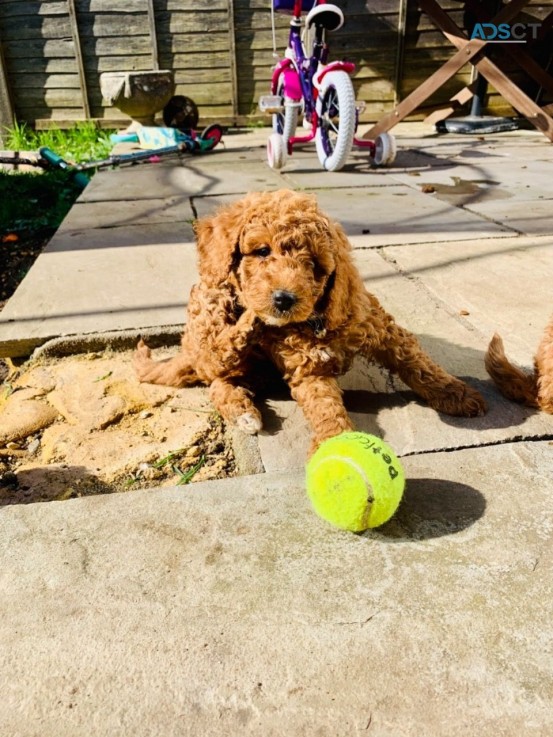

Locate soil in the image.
[0,349,236,506]
[0,217,238,506]
[0,230,53,306]
[0,230,52,383]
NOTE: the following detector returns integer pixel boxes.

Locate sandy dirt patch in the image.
[0,348,236,504]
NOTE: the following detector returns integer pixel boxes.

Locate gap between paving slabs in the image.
[0,328,263,506]
[2,323,552,509]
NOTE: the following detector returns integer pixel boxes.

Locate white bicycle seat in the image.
[306,3,344,32]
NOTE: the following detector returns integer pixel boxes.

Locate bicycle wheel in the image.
[273,74,299,143]
[199,124,223,151]
[267,133,287,170]
[163,95,199,131]
[315,71,356,172]
[373,132,397,166]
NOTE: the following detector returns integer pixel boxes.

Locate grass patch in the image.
[1,122,117,234]
[0,122,116,304]
[4,120,114,163]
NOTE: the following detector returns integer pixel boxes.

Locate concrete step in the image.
[1,442,552,735]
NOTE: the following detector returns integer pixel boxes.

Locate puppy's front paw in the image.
[236,411,263,435]
[237,307,261,333]
[460,386,487,417]
[133,339,153,378]
[433,383,487,417]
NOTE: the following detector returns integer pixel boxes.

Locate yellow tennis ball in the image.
[306,432,405,532]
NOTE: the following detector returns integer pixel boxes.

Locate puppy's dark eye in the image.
[311,259,326,279]
[253,246,271,258]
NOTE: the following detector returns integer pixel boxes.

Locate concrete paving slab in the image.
[193,186,510,254]
[390,160,553,210]
[201,128,450,179]
[392,128,553,164]
[311,187,514,243]
[201,141,268,164]
[192,186,513,245]
[57,197,195,231]
[1,442,552,737]
[80,159,285,202]
[256,246,553,470]
[278,148,448,189]
[0,124,545,365]
[384,236,553,362]
[0,226,193,356]
[462,198,553,236]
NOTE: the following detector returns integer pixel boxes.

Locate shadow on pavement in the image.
[371,477,487,541]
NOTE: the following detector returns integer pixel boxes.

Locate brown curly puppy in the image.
[134,190,486,453]
[485,318,553,413]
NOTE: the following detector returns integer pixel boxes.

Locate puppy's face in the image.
[195,190,352,331]
[235,214,336,326]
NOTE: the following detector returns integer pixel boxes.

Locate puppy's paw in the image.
[460,386,488,417]
[237,307,262,334]
[236,411,263,435]
[432,383,487,417]
[133,339,153,378]
[134,338,151,359]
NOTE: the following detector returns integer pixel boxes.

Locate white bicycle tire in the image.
[267,132,287,170]
[315,70,356,172]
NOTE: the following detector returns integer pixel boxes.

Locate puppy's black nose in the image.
[272,290,297,313]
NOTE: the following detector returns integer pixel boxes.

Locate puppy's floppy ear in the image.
[321,220,360,331]
[193,200,246,287]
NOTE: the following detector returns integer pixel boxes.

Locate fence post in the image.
[227,0,239,119]
[0,39,14,143]
[67,0,91,119]
[146,0,160,70]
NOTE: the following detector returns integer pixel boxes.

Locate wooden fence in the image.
[0,0,551,131]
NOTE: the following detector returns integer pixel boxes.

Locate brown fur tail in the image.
[485,333,539,407]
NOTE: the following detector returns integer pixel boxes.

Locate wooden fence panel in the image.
[0,0,550,128]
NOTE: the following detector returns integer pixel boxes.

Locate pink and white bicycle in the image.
[259,0,396,172]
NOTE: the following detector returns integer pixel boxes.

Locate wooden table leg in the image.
[364,0,553,140]
[424,81,478,126]
[364,40,487,138]
[472,54,553,140]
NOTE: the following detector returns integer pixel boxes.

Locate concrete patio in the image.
[1,123,552,736]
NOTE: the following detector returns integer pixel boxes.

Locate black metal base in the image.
[436,115,520,135]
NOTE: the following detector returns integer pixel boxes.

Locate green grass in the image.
[4,121,114,163]
[1,123,118,302]
[1,122,116,234]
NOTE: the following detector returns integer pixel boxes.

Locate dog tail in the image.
[485,333,539,407]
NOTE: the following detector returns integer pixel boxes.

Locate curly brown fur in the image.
[135,190,486,453]
[485,319,553,413]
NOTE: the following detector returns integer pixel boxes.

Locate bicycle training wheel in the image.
[267,133,287,170]
[273,74,299,143]
[315,71,356,172]
[373,132,397,166]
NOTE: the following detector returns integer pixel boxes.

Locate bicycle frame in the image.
[271,0,374,155]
